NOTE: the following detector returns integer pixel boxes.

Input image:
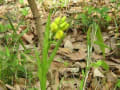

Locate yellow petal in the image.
[62,23,69,31]
[61,16,66,23]
[54,17,61,25]
[60,21,67,28]
[50,22,58,32]
[54,30,64,39]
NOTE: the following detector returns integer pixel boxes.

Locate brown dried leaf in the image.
[67,49,86,61]
[93,68,104,77]
[64,40,73,51]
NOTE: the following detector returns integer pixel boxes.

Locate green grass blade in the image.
[42,12,51,66]
[95,24,106,57]
[47,36,64,71]
[6,15,16,33]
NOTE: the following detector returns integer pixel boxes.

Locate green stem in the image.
[47,36,64,70]
[41,72,47,90]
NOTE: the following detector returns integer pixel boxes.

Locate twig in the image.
[27,0,44,53]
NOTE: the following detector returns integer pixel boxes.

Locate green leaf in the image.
[19,0,24,4]
[88,6,94,15]
[79,70,85,90]
[5,24,12,30]
[21,7,29,16]
[110,0,116,3]
[81,14,89,25]
[35,48,42,81]
[87,26,91,45]
[94,40,110,49]
[42,11,51,67]
[116,79,120,88]
[91,60,109,71]
[105,15,112,22]
[0,24,4,32]
[5,46,10,57]
[47,35,64,70]
[95,24,106,57]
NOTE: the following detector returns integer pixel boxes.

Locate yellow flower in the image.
[54,30,64,39]
[54,17,61,25]
[62,23,69,31]
[60,21,67,28]
[61,16,66,23]
[50,22,58,32]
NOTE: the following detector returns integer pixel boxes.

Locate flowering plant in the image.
[37,14,69,90]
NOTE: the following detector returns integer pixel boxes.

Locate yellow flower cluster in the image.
[50,16,69,39]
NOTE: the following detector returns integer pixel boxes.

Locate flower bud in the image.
[61,16,66,23]
[50,22,58,32]
[62,23,69,31]
[54,30,64,39]
[54,17,61,25]
[60,21,67,28]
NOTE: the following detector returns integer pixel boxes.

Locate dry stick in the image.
[27,0,43,53]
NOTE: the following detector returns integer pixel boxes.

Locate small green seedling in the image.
[21,7,29,16]
[0,24,12,32]
[91,60,109,71]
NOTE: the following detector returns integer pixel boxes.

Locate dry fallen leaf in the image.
[58,48,72,55]
[102,72,117,90]
[14,84,20,90]
[67,49,86,61]
[60,79,80,90]
[64,40,73,51]
[93,68,104,77]
[73,62,86,68]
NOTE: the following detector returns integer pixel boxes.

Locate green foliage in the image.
[93,23,107,57]
[80,23,110,90]
[19,0,29,16]
[0,24,12,32]
[87,25,92,56]
[21,7,29,16]
[0,47,26,84]
[115,79,120,88]
[79,70,85,90]
[87,23,110,65]
[79,26,92,90]
[0,0,4,4]
[91,60,109,71]
[0,15,33,85]
[76,6,112,31]
[19,0,24,4]
[110,0,117,2]
[87,23,110,57]
[59,0,69,7]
